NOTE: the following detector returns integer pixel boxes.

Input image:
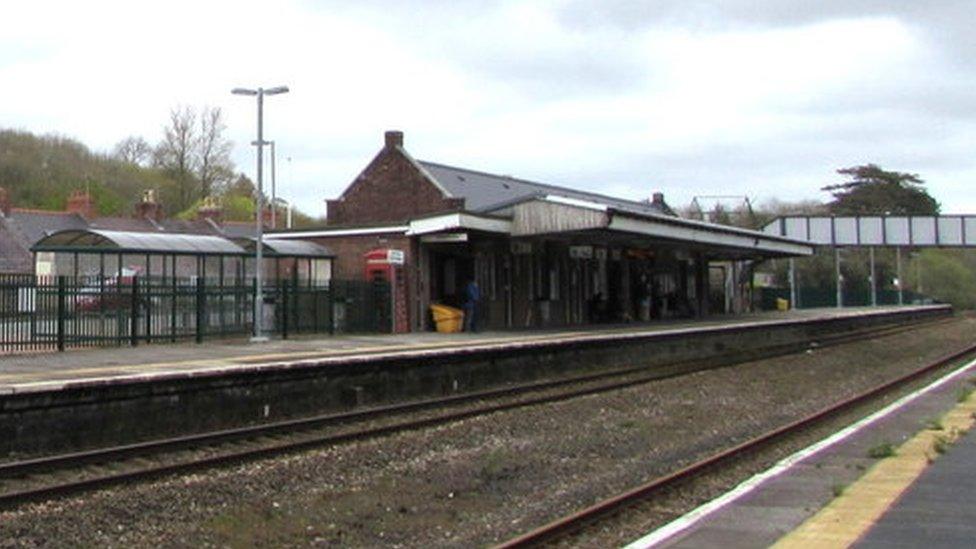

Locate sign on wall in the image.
[569,245,593,259]
[386,249,405,264]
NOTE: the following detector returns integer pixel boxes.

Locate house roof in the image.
[6,209,88,247]
[417,160,674,217]
[0,216,33,273]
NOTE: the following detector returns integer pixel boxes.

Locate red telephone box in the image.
[364,248,408,333]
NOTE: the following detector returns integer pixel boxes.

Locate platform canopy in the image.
[33,229,246,255]
[237,238,335,258]
[763,215,976,247]
[405,195,814,258]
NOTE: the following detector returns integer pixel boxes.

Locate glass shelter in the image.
[32,229,334,285]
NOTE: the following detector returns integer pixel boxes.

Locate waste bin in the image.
[776,297,790,311]
[430,304,464,333]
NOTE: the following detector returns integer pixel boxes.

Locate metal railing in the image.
[0,275,391,355]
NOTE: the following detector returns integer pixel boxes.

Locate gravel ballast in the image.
[1,315,973,548]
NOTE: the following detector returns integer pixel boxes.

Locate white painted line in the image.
[624,356,976,549]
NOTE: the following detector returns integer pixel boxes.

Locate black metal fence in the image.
[0,275,391,355]
[758,286,930,310]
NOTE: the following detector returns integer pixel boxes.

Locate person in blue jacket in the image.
[463,278,481,332]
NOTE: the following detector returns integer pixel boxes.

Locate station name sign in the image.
[420,233,468,243]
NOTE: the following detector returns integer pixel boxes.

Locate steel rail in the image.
[0,318,931,478]
[0,318,952,508]
[495,341,976,548]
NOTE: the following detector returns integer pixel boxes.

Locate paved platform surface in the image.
[0,306,937,393]
[640,350,976,549]
[855,425,976,548]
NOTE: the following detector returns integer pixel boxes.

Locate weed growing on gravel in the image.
[831,483,847,498]
[478,449,517,484]
[619,419,637,429]
[958,386,975,403]
[933,435,951,455]
[926,418,945,431]
[867,442,896,459]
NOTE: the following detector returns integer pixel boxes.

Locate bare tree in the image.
[155,106,198,210]
[112,136,153,166]
[196,107,234,198]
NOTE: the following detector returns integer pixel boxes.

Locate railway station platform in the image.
[0,305,950,460]
[0,306,945,392]
[640,343,976,549]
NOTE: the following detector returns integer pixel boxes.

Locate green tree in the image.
[912,250,976,309]
[822,164,939,215]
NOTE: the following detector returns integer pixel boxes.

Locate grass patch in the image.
[925,418,945,431]
[958,386,975,403]
[867,442,897,459]
[832,483,847,498]
[933,435,951,455]
[477,448,518,483]
[618,419,637,429]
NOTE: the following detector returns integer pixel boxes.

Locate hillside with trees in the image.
[0,109,318,227]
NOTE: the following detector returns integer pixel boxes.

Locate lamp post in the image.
[269,140,277,229]
[232,85,289,342]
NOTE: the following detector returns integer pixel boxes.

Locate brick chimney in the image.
[0,187,10,217]
[649,191,676,216]
[196,196,223,225]
[66,190,95,219]
[134,189,164,222]
[384,130,404,149]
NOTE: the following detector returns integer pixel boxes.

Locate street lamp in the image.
[269,140,277,229]
[232,85,289,342]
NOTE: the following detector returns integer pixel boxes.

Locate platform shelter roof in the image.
[237,238,335,258]
[31,229,247,255]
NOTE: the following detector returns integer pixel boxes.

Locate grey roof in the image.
[250,238,334,258]
[0,216,33,273]
[33,229,247,255]
[218,222,258,238]
[7,210,88,247]
[417,160,673,217]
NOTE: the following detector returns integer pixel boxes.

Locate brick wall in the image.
[312,232,414,332]
[326,132,464,225]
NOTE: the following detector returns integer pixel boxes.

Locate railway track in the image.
[495,340,976,548]
[0,317,955,510]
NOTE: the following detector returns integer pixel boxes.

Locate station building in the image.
[274,131,812,333]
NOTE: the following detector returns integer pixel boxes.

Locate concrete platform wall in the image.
[0,306,950,458]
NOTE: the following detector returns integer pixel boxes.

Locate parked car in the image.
[73,268,143,312]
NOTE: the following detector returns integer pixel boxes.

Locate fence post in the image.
[327,283,335,335]
[144,277,152,343]
[195,277,205,344]
[56,276,66,352]
[281,279,289,340]
[170,276,178,343]
[130,275,139,347]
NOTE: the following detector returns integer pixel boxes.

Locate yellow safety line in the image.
[773,386,976,549]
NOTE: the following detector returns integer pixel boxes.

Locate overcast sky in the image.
[2,0,974,218]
